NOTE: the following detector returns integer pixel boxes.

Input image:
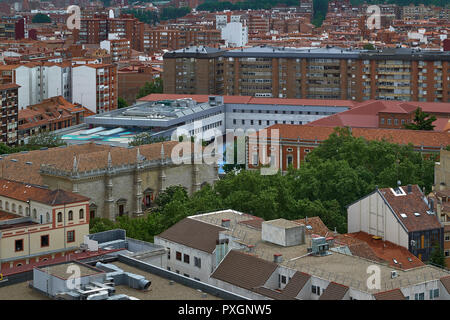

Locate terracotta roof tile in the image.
[374,288,406,300]
[319,282,349,300]
[380,185,442,232]
[440,275,450,294]
[157,217,225,254]
[211,250,278,291]
[0,178,89,205]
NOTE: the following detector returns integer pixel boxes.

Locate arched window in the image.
[68,211,73,221]
[79,209,84,220]
[0,200,3,209]
[12,203,16,212]
[32,209,37,219]
[19,205,23,215]
[5,201,9,211]
[57,212,62,223]
[26,207,30,216]
[46,212,50,223]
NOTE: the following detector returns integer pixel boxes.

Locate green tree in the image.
[27,131,65,148]
[136,78,163,99]
[363,43,375,50]
[118,97,128,109]
[129,132,168,146]
[32,13,51,23]
[429,242,446,269]
[404,107,437,131]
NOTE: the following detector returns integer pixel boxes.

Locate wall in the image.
[72,66,96,113]
[154,236,214,283]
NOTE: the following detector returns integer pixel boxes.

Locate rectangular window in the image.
[67,231,75,243]
[281,275,287,284]
[167,248,171,260]
[15,239,24,252]
[183,254,190,264]
[176,251,182,261]
[41,235,49,247]
[312,285,317,294]
[434,289,439,298]
[194,257,201,268]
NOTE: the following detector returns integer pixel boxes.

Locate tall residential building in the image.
[72,63,117,114]
[12,62,72,110]
[100,35,131,62]
[0,83,19,146]
[0,16,25,40]
[163,46,450,102]
[74,15,144,52]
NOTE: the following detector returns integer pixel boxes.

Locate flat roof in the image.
[95,262,222,300]
[264,218,303,229]
[39,262,104,280]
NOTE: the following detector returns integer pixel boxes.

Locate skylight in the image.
[306,225,313,230]
[414,212,420,216]
[393,259,398,264]
[391,187,406,196]
[400,213,407,218]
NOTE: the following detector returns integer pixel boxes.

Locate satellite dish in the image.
[109,9,114,19]
[397,180,401,186]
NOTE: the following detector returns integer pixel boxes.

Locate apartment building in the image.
[72,63,117,114]
[163,46,450,102]
[11,62,72,110]
[100,37,131,62]
[348,184,443,263]
[143,26,221,53]
[0,83,19,146]
[74,15,144,52]
[18,96,92,144]
[0,16,25,40]
[0,179,90,273]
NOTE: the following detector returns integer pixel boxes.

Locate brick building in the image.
[0,83,19,146]
[163,46,450,102]
[72,63,117,114]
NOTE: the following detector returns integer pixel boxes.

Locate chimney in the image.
[407,184,412,194]
[221,218,230,228]
[273,253,283,263]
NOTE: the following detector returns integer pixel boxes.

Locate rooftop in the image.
[189,210,449,294]
[0,179,89,205]
[39,262,104,280]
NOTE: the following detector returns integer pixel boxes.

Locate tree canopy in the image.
[118,97,128,109]
[32,13,51,24]
[404,107,437,131]
[90,127,436,242]
[136,78,163,99]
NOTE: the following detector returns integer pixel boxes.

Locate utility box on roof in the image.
[262,219,305,247]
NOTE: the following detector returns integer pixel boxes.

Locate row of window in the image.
[56,209,85,223]
[14,231,75,252]
[232,109,334,115]
[233,119,305,126]
[169,248,202,269]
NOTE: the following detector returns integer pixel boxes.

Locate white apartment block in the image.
[72,64,118,114]
[14,63,72,109]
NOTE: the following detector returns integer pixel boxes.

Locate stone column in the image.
[134,148,143,216]
[105,152,115,221]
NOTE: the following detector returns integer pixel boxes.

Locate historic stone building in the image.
[0,141,218,221]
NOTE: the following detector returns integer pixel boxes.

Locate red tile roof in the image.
[211,250,278,291]
[138,94,356,108]
[0,178,90,205]
[380,185,442,232]
[319,282,349,300]
[374,288,406,300]
[308,100,450,131]
[157,217,225,253]
[345,232,424,270]
[255,124,450,149]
